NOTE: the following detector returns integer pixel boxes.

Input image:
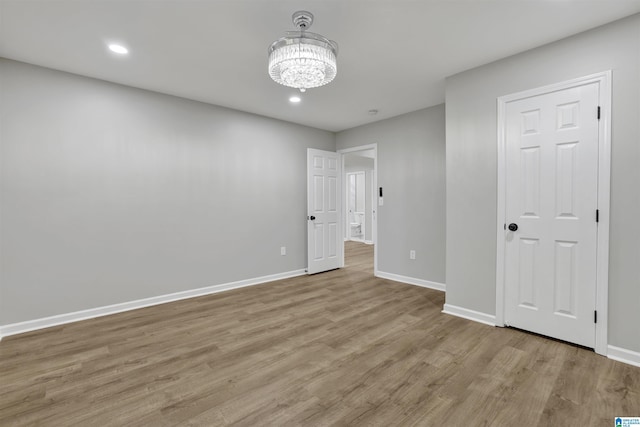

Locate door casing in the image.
[495,71,611,356]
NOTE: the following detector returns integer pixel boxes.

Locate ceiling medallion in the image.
[268,11,338,92]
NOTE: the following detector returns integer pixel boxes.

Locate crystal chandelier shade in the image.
[268,12,338,90]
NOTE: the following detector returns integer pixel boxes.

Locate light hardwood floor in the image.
[1,241,639,426]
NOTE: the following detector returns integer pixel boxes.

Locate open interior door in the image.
[307,148,342,274]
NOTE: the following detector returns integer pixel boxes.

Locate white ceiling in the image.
[1,1,639,132]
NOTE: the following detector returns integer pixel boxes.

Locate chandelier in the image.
[268,11,338,92]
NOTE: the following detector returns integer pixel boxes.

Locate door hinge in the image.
[596,209,599,223]
[594,310,598,324]
[597,106,601,120]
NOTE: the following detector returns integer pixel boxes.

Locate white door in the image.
[503,82,600,348]
[307,148,342,274]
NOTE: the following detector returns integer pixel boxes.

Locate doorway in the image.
[346,171,367,243]
[339,144,378,275]
[495,72,611,355]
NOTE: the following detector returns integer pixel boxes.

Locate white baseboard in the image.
[0,269,306,340]
[442,303,496,327]
[441,308,640,368]
[607,345,640,368]
[376,271,446,292]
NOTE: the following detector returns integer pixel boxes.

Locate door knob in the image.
[508,223,518,232]
[309,216,316,221]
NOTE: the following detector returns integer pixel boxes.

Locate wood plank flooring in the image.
[1,241,639,426]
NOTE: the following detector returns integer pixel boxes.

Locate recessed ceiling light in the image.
[289,96,301,103]
[108,44,129,54]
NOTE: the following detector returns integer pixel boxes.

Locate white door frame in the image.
[495,71,611,356]
[338,144,378,276]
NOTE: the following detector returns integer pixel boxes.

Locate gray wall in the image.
[0,59,335,325]
[336,105,446,284]
[445,14,640,352]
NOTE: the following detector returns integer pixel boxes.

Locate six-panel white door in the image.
[504,82,600,348]
[307,148,342,275]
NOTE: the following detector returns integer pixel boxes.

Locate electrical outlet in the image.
[409,250,416,260]
[281,246,286,256]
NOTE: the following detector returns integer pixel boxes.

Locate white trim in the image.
[595,72,612,357]
[0,269,306,339]
[442,304,496,327]
[607,345,640,368]
[338,143,378,276]
[495,71,611,355]
[496,94,507,327]
[377,270,445,292]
